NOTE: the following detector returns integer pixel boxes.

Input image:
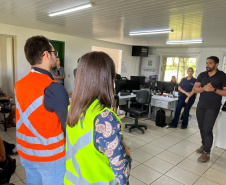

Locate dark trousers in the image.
[172,97,195,127]
[3,141,15,155]
[196,106,220,153]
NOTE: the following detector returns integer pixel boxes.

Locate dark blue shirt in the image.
[33,67,69,133]
[94,110,131,185]
[179,77,196,99]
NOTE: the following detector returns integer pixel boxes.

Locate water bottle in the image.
[117,106,120,115]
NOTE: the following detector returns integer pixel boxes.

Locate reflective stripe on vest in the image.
[65,130,117,185]
[16,95,64,156]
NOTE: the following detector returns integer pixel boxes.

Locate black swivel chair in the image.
[0,100,11,132]
[125,90,151,134]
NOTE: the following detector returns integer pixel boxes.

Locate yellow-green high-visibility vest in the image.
[64,99,122,185]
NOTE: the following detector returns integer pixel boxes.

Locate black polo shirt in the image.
[197,69,226,109]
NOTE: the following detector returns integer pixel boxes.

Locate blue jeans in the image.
[21,157,65,185]
[172,96,195,128]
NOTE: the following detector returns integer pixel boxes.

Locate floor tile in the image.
[157,150,184,165]
[151,139,178,150]
[151,175,184,185]
[129,136,148,146]
[185,136,202,145]
[130,149,154,163]
[14,180,25,185]
[131,159,141,169]
[202,168,226,185]
[167,145,194,157]
[169,131,190,139]
[212,159,226,173]
[144,157,174,174]
[129,175,147,185]
[175,140,200,151]
[193,177,220,185]
[133,132,160,143]
[139,143,165,156]
[15,164,26,180]
[178,158,209,176]
[166,166,199,185]
[10,173,20,183]
[130,164,162,185]
[146,129,167,137]
[125,138,144,151]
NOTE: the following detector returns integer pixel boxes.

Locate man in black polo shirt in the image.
[193,56,226,162]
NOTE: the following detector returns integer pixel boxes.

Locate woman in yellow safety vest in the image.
[64,51,131,185]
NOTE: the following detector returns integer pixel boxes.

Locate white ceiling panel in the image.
[0,0,226,47]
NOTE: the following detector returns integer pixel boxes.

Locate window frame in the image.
[160,54,198,82]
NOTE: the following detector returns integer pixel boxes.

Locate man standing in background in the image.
[52,57,65,85]
[193,56,226,162]
[14,35,69,184]
[73,58,80,78]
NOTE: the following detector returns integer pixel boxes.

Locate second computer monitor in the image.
[157,81,164,92]
[115,80,127,93]
[164,82,174,93]
[157,81,174,93]
[130,76,145,85]
[126,80,140,92]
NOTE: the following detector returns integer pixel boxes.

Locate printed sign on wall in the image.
[140,55,160,77]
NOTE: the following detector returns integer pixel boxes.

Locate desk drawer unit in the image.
[151,99,174,110]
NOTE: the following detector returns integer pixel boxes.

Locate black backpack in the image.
[0,154,16,184]
[155,109,166,127]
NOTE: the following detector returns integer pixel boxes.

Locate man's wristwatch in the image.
[213,88,217,93]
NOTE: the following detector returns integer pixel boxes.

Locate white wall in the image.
[0,23,140,92]
[0,37,14,97]
[151,47,226,106]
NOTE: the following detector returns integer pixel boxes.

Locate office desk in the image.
[118,94,136,117]
[215,111,226,149]
[118,93,136,106]
[149,95,178,118]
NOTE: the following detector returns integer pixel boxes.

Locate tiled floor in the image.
[1,108,226,185]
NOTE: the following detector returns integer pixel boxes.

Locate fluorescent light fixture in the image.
[129,29,173,36]
[166,39,203,44]
[49,3,92,17]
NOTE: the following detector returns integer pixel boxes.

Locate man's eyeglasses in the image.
[48,51,58,57]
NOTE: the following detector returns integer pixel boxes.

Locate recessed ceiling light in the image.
[166,39,203,44]
[129,29,173,36]
[49,3,92,17]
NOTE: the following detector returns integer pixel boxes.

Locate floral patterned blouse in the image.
[94,109,131,185]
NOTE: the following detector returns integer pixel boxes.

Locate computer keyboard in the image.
[120,92,131,96]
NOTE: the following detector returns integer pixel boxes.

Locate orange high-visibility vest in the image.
[14,70,65,162]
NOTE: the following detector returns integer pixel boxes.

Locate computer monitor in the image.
[157,81,164,92]
[115,80,127,93]
[130,76,146,85]
[149,80,156,90]
[126,80,140,92]
[163,82,174,93]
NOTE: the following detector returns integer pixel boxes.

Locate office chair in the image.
[125,90,151,134]
[0,110,10,132]
[0,100,11,132]
[114,94,119,108]
[121,77,128,80]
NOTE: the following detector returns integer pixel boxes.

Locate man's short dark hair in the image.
[207,56,219,64]
[24,35,52,65]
